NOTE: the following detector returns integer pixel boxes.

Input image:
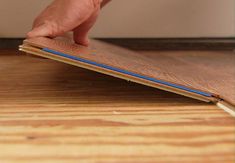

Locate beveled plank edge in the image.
[19,44,216,103]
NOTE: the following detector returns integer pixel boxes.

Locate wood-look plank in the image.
[22,37,235,106]
[0,50,234,163]
[140,50,235,106]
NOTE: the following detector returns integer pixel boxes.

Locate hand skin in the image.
[27,0,110,46]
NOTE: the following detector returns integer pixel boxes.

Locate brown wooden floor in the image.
[0,50,234,163]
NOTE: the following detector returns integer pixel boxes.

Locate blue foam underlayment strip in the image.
[42,48,212,97]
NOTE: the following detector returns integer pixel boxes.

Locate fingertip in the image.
[82,38,90,46]
[26,24,50,38]
[75,39,89,46]
[74,34,90,46]
[26,28,41,38]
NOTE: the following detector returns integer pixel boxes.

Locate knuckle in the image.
[92,0,102,9]
[44,21,60,37]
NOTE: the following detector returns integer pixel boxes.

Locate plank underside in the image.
[21,37,235,106]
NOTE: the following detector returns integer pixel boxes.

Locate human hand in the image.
[27,0,110,46]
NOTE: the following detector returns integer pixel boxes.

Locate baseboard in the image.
[98,38,235,50]
[1,38,235,50]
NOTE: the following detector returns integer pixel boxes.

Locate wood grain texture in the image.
[0,50,235,163]
[22,37,235,106]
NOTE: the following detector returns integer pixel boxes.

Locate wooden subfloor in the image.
[0,50,234,163]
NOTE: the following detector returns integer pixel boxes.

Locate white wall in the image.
[0,0,234,38]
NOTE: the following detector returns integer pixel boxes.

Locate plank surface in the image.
[23,37,235,105]
[0,50,234,163]
[140,50,235,106]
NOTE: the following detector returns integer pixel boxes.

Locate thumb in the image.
[27,23,54,38]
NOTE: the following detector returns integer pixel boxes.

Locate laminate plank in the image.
[21,37,235,106]
[0,50,234,163]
